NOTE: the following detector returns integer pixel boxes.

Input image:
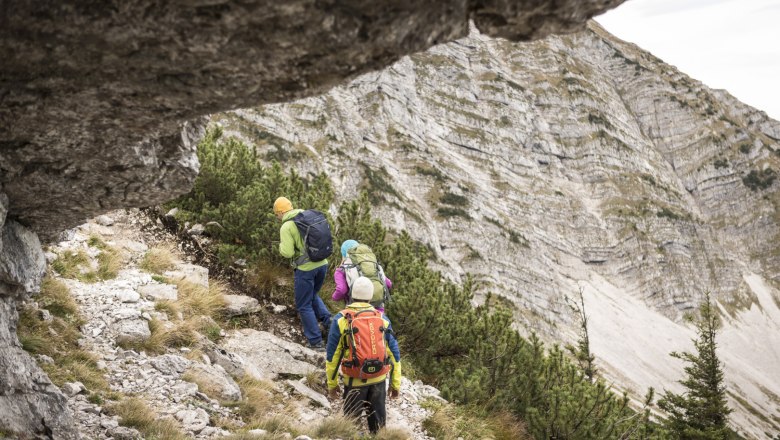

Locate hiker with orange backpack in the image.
[332,239,393,313]
[325,277,401,434]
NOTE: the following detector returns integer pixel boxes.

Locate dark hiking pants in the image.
[343,381,387,433]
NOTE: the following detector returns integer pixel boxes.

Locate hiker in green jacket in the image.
[274,197,332,351]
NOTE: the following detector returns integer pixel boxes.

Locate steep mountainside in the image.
[215,22,780,438]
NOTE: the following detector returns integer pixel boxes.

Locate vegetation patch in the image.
[743,168,776,191]
[422,400,531,440]
[439,192,469,207]
[107,397,187,440]
[360,162,402,205]
[309,414,359,440]
[17,276,112,399]
[414,165,448,182]
[436,206,472,220]
[714,158,729,169]
[139,245,177,274]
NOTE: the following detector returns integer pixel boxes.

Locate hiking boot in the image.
[309,341,326,352]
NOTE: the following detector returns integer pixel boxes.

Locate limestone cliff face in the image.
[217,22,780,437]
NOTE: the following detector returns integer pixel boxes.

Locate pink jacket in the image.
[331,266,393,313]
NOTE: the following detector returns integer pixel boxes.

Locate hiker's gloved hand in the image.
[328,387,341,401]
[389,387,400,400]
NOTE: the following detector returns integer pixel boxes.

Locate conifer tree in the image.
[566,286,596,382]
[658,293,732,439]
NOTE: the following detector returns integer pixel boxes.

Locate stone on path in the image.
[137,283,178,301]
[221,329,320,380]
[223,294,260,317]
[114,319,151,345]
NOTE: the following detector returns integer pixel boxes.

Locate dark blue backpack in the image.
[290,210,333,265]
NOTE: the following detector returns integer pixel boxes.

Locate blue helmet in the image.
[340,239,359,257]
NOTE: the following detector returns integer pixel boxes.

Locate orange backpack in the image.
[338,308,391,380]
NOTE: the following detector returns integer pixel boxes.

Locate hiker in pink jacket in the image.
[332,240,392,313]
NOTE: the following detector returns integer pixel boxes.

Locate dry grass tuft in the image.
[181,367,236,403]
[374,426,414,440]
[154,300,181,319]
[228,377,277,425]
[51,249,92,280]
[422,400,531,440]
[247,260,288,300]
[38,277,80,319]
[51,245,122,283]
[120,318,199,354]
[108,397,187,439]
[176,279,226,320]
[309,413,359,439]
[139,245,177,274]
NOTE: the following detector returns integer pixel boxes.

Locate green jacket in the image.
[279,209,328,271]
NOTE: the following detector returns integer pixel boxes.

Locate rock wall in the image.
[0,194,76,438]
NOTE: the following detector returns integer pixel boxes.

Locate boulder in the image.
[109,426,142,440]
[286,379,329,408]
[186,362,242,402]
[150,354,191,376]
[202,344,249,379]
[221,329,319,380]
[61,381,85,397]
[176,408,209,434]
[115,289,141,303]
[223,294,260,317]
[164,263,208,288]
[95,215,114,226]
[114,319,151,345]
[137,283,178,301]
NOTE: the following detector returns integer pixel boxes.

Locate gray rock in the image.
[294,436,314,440]
[175,408,209,433]
[185,362,242,402]
[221,329,319,380]
[0,219,46,296]
[172,381,199,397]
[163,263,209,288]
[165,207,179,219]
[272,304,288,314]
[113,308,142,320]
[38,308,52,321]
[223,294,260,317]
[95,215,115,226]
[286,379,329,408]
[114,319,151,345]
[249,429,269,436]
[188,223,205,235]
[100,418,119,430]
[150,354,191,376]
[62,381,85,397]
[202,344,248,379]
[137,283,178,301]
[116,289,141,303]
[109,426,142,440]
[36,354,55,364]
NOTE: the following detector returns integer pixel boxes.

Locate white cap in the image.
[351,276,374,301]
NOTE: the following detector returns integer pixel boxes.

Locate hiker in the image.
[331,239,393,313]
[274,196,332,351]
[326,277,402,434]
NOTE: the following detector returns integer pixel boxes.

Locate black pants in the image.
[343,381,386,433]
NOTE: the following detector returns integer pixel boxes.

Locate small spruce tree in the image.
[658,293,732,439]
